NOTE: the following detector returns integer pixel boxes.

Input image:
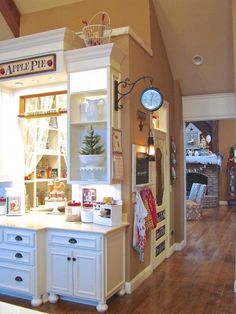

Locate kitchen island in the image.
[0,212,128,312]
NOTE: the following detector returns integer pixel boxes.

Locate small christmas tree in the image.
[80,126,105,155]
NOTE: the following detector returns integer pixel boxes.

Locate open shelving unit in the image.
[20,91,71,209]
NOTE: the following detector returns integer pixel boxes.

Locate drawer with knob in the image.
[0,263,34,294]
[47,230,102,251]
[3,228,35,247]
[0,246,35,265]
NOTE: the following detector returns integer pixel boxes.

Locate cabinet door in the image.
[47,247,73,296]
[73,250,101,300]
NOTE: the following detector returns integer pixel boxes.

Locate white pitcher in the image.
[86,98,105,121]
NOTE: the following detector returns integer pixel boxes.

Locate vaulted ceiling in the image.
[0,0,234,96]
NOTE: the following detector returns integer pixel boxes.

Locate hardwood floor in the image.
[1,205,236,313]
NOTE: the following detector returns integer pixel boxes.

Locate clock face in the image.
[140,87,163,112]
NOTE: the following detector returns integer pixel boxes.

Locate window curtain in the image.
[57,114,67,166]
[20,96,54,177]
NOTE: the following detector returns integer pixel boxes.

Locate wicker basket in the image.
[82,11,111,47]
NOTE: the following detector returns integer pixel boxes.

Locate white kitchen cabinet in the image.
[65,43,125,184]
[0,227,46,306]
[47,227,126,312]
[48,246,101,300]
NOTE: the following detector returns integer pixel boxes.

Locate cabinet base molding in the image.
[0,289,45,307]
[173,239,186,251]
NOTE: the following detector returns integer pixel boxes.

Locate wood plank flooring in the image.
[1,205,236,313]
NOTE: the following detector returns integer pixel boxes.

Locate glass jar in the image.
[0,197,6,215]
[65,201,81,222]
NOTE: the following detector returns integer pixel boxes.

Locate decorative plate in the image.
[171,152,176,165]
[171,139,176,153]
[171,166,176,180]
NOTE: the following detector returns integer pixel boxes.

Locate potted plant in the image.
[79,126,105,167]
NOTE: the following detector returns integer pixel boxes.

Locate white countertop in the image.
[0,212,128,234]
[0,301,47,314]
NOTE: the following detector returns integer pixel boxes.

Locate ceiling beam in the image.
[0,0,20,37]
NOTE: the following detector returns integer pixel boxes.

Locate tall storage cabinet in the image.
[226,161,236,205]
[65,44,125,184]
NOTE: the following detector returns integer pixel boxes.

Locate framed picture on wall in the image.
[132,144,149,192]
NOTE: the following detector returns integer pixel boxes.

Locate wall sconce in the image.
[147,129,155,161]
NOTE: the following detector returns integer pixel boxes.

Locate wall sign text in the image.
[0,54,56,79]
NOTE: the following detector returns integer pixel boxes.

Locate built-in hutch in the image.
[65,43,125,184]
[0,25,172,313]
[0,28,127,313]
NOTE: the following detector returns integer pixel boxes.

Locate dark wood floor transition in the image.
[1,206,236,314]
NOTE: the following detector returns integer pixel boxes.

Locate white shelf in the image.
[36,151,59,156]
[0,178,12,183]
[80,166,105,171]
[70,120,107,125]
[70,89,107,97]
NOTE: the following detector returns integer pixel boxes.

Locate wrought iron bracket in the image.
[114,76,153,111]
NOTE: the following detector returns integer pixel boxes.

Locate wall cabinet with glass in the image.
[65,44,125,184]
[20,92,71,209]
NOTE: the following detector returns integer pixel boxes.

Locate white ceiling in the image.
[0,0,234,96]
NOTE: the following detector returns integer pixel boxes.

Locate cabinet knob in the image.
[15,235,23,241]
[15,276,23,282]
[68,238,77,244]
[67,257,71,261]
[15,252,23,259]
[72,257,76,262]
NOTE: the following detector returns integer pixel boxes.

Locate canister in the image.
[65,201,81,222]
[0,197,6,215]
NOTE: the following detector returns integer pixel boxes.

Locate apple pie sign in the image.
[0,54,56,79]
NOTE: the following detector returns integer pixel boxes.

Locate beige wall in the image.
[19,0,184,281]
[20,0,151,47]
[219,119,236,201]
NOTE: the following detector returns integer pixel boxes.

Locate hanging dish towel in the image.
[140,188,158,228]
[133,191,147,262]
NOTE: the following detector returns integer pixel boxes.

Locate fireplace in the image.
[186,173,208,196]
[186,164,219,208]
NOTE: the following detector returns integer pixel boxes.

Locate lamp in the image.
[147,129,155,161]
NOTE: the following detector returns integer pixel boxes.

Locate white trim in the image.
[111,27,153,56]
[219,200,228,206]
[183,93,236,121]
[125,239,185,295]
[0,28,81,62]
[166,244,175,258]
[234,281,236,292]
[76,26,153,57]
[174,239,186,251]
[125,265,153,294]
